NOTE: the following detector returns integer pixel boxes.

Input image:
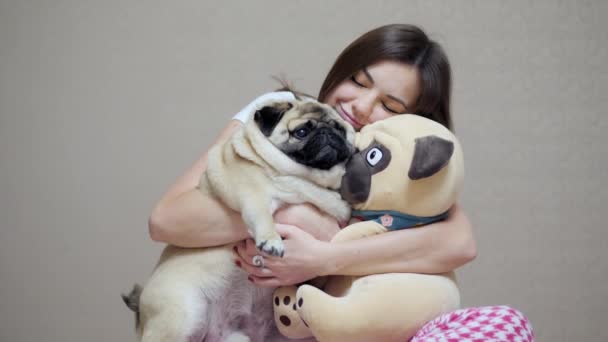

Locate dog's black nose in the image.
[288,127,353,170]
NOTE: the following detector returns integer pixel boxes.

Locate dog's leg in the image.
[273,176,351,222]
[139,285,208,342]
[140,316,193,342]
[241,198,284,257]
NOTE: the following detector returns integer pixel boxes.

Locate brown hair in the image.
[318,24,453,130]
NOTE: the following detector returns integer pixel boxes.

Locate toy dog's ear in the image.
[408,135,454,180]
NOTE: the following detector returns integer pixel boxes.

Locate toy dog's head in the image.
[340,115,464,217]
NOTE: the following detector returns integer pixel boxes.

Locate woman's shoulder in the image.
[232,91,296,123]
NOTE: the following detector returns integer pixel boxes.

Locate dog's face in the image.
[254,100,355,170]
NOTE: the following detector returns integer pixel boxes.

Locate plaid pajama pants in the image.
[410,306,534,342]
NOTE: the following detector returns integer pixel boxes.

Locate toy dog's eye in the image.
[366,147,383,166]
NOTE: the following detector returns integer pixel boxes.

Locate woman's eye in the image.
[294,127,310,139]
[382,103,400,114]
[350,75,366,88]
[366,147,383,166]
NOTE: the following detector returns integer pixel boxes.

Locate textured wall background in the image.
[1,1,607,341]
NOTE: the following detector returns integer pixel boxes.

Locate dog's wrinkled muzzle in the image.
[296,128,352,170]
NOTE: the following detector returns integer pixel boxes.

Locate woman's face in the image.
[325,60,421,131]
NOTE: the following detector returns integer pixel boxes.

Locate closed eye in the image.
[350,75,366,88]
[382,102,401,114]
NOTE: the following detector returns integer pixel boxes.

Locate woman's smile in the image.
[336,103,364,130]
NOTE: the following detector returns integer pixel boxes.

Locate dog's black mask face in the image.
[287,121,353,170]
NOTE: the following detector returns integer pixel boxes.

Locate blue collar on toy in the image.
[350,209,449,231]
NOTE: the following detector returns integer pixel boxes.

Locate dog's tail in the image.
[121,284,142,330]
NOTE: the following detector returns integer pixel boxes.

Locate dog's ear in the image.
[408,135,454,180]
[254,102,293,137]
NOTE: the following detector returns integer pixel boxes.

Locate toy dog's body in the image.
[273,115,465,342]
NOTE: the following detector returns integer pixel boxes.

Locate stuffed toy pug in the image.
[273,114,465,342]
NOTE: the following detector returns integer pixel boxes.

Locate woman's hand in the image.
[234,224,332,287]
[234,203,340,287]
[272,203,341,242]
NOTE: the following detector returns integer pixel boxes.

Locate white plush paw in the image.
[257,237,284,257]
[274,286,312,339]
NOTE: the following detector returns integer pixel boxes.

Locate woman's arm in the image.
[236,203,476,286]
[148,123,339,248]
[321,203,476,276]
[148,120,251,248]
[149,91,299,247]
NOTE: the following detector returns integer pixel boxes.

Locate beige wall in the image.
[1,1,607,341]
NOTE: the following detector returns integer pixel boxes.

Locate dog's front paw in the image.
[256,236,284,257]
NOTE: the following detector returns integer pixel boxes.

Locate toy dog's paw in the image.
[256,235,284,257]
[295,284,332,329]
[273,286,312,339]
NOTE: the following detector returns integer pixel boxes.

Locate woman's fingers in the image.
[235,238,283,262]
[232,228,321,286]
[248,275,283,288]
[234,239,276,278]
[237,257,274,278]
[234,239,257,264]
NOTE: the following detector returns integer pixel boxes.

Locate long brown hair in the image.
[318,24,453,130]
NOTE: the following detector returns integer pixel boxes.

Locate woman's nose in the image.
[352,92,375,123]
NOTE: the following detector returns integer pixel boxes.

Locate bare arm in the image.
[148,119,339,248]
[236,203,476,286]
[321,203,476,276]
[149,91,303,247]
[148,120,251,247]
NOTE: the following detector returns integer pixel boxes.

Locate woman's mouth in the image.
[336,103,363,130]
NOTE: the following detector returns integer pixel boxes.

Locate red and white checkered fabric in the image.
[410,306,534,342]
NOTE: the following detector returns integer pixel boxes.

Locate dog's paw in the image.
[257,237,284,257]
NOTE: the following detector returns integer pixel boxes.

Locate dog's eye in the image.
[366,148,383,166]
[294,127,311,139]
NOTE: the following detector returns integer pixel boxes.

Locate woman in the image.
[149,24,533,341]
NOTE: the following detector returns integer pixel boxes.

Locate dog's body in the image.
[124,98,355,342]
[203,102,354,256]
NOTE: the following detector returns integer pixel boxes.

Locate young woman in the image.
[148,24,533,341]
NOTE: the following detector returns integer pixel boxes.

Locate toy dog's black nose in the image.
[340,152,371,204]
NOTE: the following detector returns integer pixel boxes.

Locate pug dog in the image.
[203,99,355,257]
[123,96,355,342]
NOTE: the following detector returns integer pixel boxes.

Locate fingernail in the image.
[247,276,254,283]
[235,260,241,267]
